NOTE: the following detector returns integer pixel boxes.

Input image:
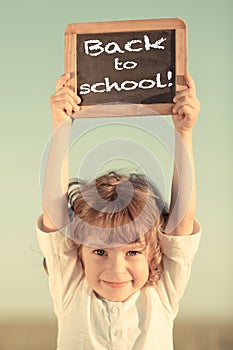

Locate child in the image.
[37,72,201,349]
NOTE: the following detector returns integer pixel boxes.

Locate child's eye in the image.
[127,251,140,256]
[94,249,106,256]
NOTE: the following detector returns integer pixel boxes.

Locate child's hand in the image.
[172,73,200,134]
[50,73,81,128]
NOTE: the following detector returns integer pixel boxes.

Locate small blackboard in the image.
[65,18,187,117]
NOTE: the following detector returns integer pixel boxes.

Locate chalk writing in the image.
[114,58,138,70]
[77,29,175,105]
[79,71,173,95]
[84,35,167,56]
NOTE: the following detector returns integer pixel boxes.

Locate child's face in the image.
[81,238,149,302]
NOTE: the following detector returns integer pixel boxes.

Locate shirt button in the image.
[113,329,122,338]
[111,306,120,317]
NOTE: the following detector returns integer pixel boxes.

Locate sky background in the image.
[0,0,232,323]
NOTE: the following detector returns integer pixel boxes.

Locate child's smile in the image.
[101,280,131,288]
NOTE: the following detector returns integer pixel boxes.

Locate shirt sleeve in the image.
[36,215,83,316]
[155,219,202,316]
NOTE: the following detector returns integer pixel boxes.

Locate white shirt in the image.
[37,217,201,350]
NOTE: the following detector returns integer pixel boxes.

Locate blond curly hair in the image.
[68,171,168,284]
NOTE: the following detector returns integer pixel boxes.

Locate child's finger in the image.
[173,90,193,104]
[176,105,194,119]
[54,87,81,106]
[60,87,81,103]
[51,93,80,114]
[55,99,78,116]
[56,73,70,91]
[172,96,195,114]
[173,88,195,103]
[63,101,73,116]
[185,72,196,93]
[173,73,196,102]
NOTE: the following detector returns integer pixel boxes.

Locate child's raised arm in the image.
[42,74,81,232]
[165,72,201,236]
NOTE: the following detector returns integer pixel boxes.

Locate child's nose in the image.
[106,254,127,274]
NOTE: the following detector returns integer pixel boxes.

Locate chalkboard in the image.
[65,19,187,117]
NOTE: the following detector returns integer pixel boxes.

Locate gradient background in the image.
[0,0,232,346]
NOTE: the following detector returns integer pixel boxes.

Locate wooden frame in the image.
[65,18,187,117]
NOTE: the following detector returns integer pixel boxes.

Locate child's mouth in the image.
[102,280,130,288]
